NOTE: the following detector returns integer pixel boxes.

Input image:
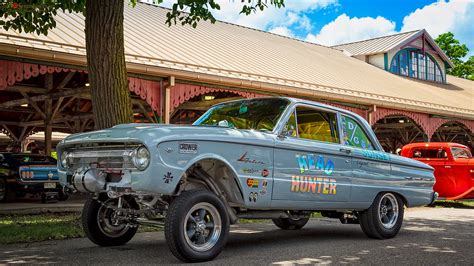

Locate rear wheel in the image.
[272,217,310,230]
[359,192,404,239]
[82,194,139,246]
[165,190,230,262]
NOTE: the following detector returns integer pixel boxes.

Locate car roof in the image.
[402,142,470,150]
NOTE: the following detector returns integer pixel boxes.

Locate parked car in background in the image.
[0,153,67,202]
[57,97,436,262]
[401,142,474,200]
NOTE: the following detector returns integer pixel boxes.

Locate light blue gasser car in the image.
[56,97,436,262]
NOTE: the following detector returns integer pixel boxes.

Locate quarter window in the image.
[287,106,340,144]
[341,115,374,150]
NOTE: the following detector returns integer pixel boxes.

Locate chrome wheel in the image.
[183,202,222,252]
[96,198,131,238]
[378,193,399,229]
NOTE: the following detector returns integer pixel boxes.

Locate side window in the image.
[294,106,340,144]
[413,149,447,159]
[341,115,374,150]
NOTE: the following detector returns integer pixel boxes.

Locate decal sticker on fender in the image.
[248,192,258,202]
[163,172,174,184]
[290,176,337,195]
[246,178,259,188]
[179,143,198,154]
[238,152,264,165]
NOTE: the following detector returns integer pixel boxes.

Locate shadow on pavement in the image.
[1,214,473,264]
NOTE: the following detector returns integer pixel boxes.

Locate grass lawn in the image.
[0,213,84,245]
[432,200,474,208]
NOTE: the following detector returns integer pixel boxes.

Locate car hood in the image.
[60,123,276,148]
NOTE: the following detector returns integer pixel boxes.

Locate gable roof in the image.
[332,29,454,68]
[332,30,419,56]
[0,3,471,119]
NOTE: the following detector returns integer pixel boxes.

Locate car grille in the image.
[65,142,142,172]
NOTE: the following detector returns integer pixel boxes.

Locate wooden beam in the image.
[45,73,54,92]
[0,87,88,108]
[4,85,47,94]
[44,99,53,155]
[1,125,19,142]
[51,97,64,120]
[137,102,155,123]
[20,92,46,119]
[163,76,175,124]
[56,72,75,91]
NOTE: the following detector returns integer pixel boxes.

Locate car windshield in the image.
[451,147,472,159]
[193,98,290,132]
[11,154,57,164]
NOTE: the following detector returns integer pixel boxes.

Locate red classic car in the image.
[400,142,473,200]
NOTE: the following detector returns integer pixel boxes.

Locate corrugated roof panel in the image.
[332,30,419,56]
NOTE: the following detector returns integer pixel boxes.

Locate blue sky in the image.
[158,0,473,57]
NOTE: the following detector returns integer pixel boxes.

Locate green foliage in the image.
[0,0,285,34]
[0,0,86,35]
[435,32,473,80]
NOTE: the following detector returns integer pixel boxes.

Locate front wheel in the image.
[165,190,230,262]
[272,216,310,230]
[359,192,404,239]
[82,194,139,246]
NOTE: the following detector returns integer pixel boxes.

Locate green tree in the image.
[435,32,473,80]
[0,0,284,129]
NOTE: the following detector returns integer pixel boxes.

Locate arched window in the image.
[390,49,444,83]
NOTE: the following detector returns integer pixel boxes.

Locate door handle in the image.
[445,165,451,169]
[339,148,352,154]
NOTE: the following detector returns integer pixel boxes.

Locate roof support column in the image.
[44,74,53,156]
[163,76,175,124]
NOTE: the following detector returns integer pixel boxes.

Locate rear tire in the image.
[82,194,139,246]
[359,192,404,239]
[272,217,310,230]
[165,190,230,262]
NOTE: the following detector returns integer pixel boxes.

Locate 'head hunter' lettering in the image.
[296,154,334,175]
[290,176,337,195]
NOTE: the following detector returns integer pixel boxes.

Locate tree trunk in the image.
[85,0,132,129]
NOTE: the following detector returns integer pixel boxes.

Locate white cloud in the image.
[159,0,335,33]
[269,26,294,37]
[305,14,396,46]
[401,0,474,56]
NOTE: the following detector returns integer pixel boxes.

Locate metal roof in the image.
[332,30,419,56]
[0,3,472,119]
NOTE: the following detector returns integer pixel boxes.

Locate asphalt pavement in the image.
[0,207,473,265]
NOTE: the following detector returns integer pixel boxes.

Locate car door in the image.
[272,104,352,203]
[339,114,392,203]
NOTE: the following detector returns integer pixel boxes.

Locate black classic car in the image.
[0,153,68,202]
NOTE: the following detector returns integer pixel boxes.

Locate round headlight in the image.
[60,151,71,168]
[132,146,150,171]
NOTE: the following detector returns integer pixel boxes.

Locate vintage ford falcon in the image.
[56,97,436,262]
